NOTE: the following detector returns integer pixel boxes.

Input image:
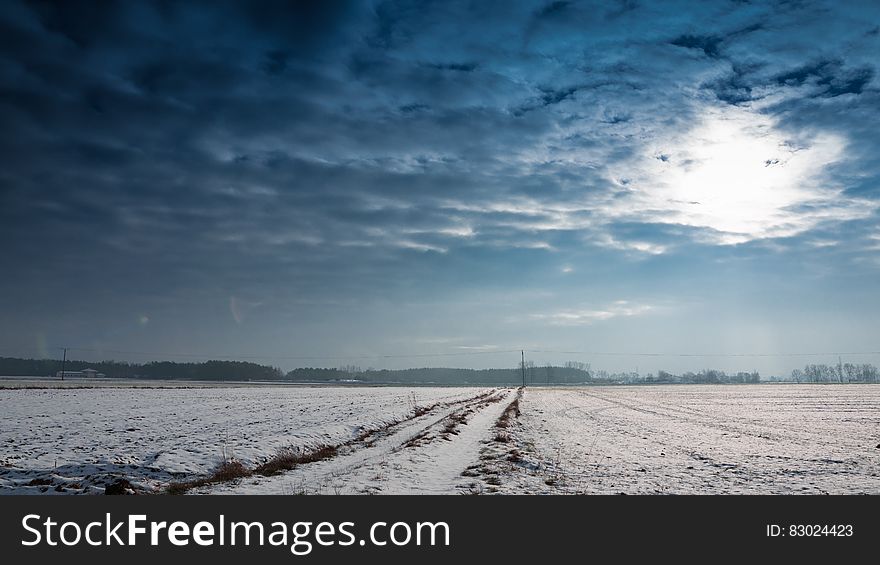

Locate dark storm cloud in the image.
[773,59,874,97]
[670,34,724,58]
[0,0,878,363]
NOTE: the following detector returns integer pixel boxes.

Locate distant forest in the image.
[1,357,877,384]
[0,357,284,381]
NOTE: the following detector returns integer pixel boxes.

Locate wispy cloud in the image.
[592,234,669,256]
[531,301,654,326]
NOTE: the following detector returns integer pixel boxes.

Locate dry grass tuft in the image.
[495,387,523,431]
[253,445,338,477]
[211,460,251,481]
[166,459,252,495]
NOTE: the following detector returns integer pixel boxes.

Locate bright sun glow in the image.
[615,107,869,245]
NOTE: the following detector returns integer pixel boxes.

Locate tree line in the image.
[288,364,762,384]
[286,366,595,384]
[2,355,876,384]
[0,357,284,381]
[790,363,878,383]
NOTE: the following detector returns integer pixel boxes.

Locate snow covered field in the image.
[0,383,497,494]
[476,385,880,494]
[2,383,878,495]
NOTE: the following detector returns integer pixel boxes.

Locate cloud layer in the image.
[0,0,878,372]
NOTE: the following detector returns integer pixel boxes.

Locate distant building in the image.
[56,368,106,378]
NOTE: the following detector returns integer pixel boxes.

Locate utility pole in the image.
[838,356,843,383]
[60,347,68,381]
[521,350,526,387]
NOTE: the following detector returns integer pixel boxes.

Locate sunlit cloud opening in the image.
[611,107,874,244]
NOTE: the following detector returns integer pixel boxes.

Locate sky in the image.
[1,0,879,376]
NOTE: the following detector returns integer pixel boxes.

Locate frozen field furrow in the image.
[480,385,880,494]
[4,384,879,495]
[0,386,490,494]
[206,388,513,495]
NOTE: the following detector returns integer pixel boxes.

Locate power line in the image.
[525,349,880,358]
[59,347,67,382]
[47,347,524,361]
[2,346,878,362]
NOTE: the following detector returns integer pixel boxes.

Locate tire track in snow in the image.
[205,389,512,494]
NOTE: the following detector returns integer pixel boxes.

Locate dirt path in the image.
[205,389,514,494]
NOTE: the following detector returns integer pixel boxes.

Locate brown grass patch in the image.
[253,445,338,477]
[440,411,470,437]
[166,459,252,495]
[495,387,523,430]
[403,429,431,448]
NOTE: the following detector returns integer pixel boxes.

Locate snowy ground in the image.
[0,383,494,494]
[475,385,880,494]
[205,388,512,495]
[3,383,878,495]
